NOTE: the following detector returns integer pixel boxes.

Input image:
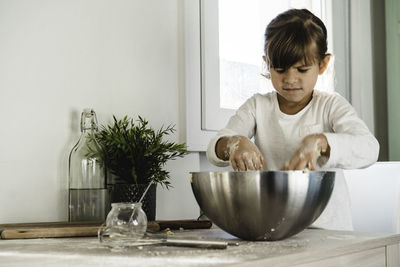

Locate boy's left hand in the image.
[282,134,330,171]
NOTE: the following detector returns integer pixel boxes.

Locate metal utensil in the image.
[99,230,238,249]
[137,232,238,249]
[133,238,230,249]
[190,171,335,241]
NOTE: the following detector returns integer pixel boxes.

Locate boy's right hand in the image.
[216,136,265,171]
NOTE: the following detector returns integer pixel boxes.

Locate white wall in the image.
[0,0,199,223]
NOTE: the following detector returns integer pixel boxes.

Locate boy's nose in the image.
[283,70,298,85]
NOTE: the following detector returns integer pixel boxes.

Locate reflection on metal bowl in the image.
[190,171,335,241]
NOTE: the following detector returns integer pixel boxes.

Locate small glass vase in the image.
[108,183,157,221]
[98,202,147,249]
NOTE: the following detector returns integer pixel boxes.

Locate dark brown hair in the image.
[264,9,328,70]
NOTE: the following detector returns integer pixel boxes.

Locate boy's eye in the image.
[274,69,286,74]
[297,68,310,73]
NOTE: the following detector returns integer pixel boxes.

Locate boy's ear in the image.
[319,55,331,74]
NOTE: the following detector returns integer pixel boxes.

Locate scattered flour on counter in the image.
[326,234,355,240]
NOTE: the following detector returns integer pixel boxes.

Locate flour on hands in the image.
[282,134,330,171]
[223,136,265,171]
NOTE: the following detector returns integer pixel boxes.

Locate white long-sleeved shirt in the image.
[206,90,379,230]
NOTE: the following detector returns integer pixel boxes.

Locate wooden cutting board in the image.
[0,220,212,239]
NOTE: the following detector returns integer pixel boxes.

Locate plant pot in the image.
[108,183,157,221]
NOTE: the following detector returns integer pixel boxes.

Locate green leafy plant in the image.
[87,115,188,188]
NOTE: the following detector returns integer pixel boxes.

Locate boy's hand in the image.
[216,136,265,171]
[282,134,330,171]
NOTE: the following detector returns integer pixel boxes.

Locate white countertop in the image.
[0,228,399,267]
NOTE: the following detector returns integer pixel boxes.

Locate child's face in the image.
[269,57,329,111]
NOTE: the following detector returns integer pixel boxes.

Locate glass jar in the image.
[98,202,148,247]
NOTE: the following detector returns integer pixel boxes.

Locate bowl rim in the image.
[189,170,336,175]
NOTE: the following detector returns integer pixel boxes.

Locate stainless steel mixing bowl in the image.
[190,171,335,241]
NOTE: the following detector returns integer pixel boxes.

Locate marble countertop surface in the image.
[0,227,399,267]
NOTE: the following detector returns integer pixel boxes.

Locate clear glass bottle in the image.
[68,108,108,221]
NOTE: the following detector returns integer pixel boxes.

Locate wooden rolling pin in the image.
[156,220,212,231]
[0,220,212,239]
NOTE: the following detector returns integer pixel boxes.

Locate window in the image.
[218,0,334,110]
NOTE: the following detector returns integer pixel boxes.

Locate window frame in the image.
[183,0,215,151]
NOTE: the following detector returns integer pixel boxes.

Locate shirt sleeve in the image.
[206,96,257,167]
[322,94,379,169]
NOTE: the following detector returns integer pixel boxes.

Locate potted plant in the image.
[87,115,188,220]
